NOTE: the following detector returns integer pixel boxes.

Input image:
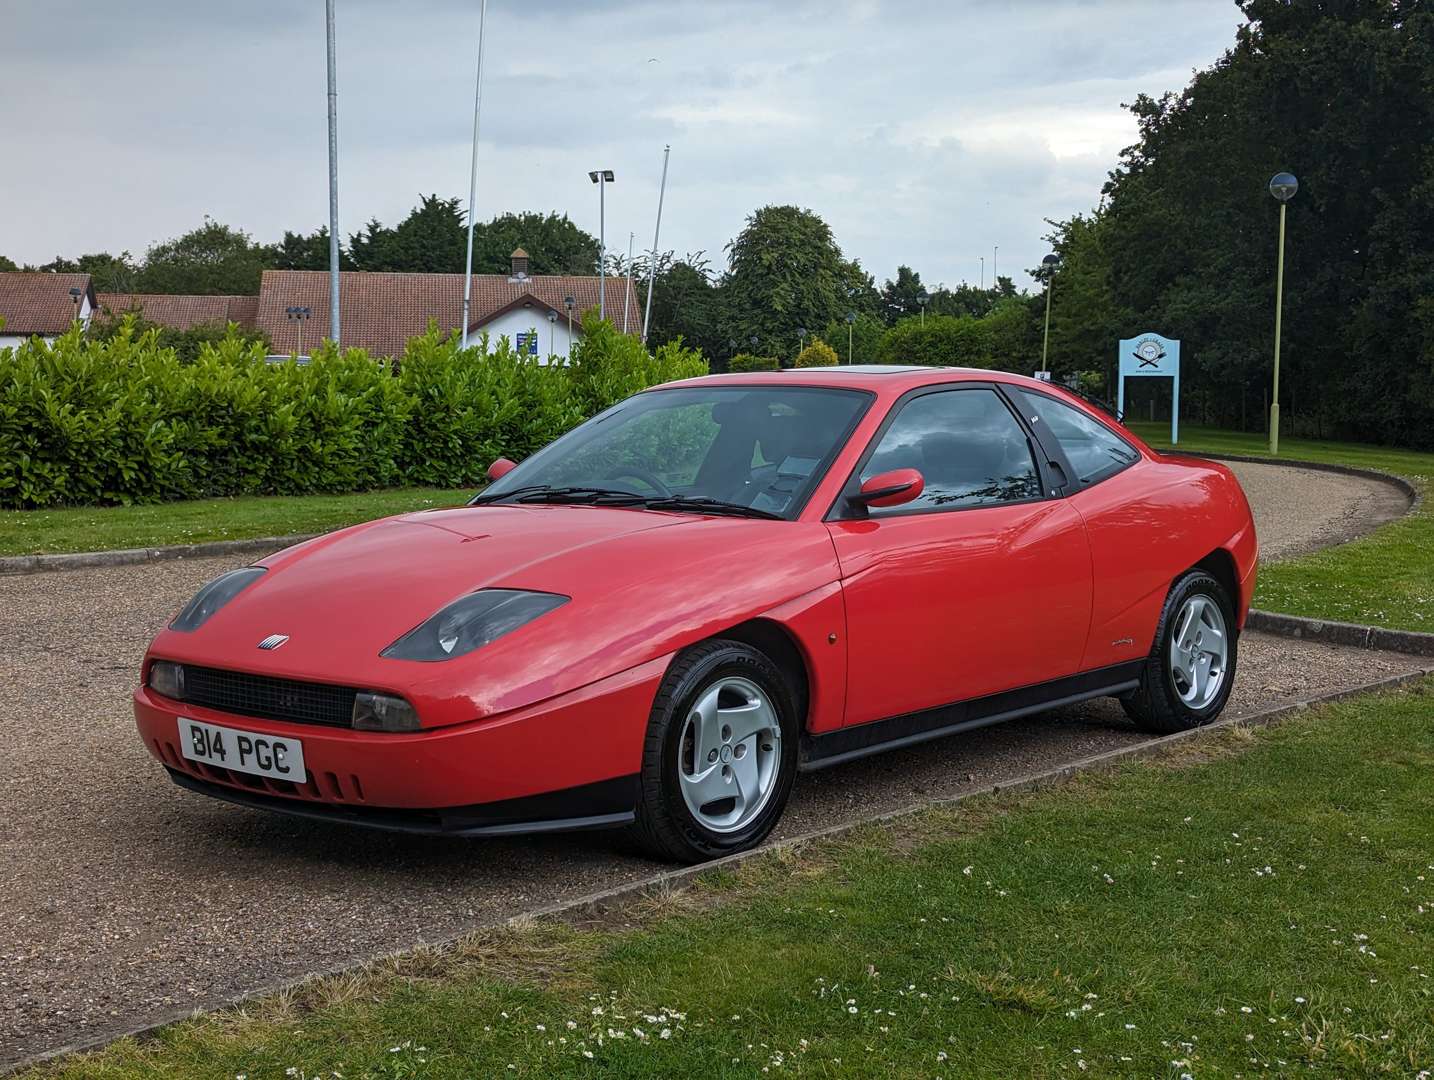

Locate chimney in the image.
[510,247,530,279]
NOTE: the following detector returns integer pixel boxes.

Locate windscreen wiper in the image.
[639,495,783,520]
[472,485,640,506]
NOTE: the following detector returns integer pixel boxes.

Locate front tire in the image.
[1123,569,1238,734]
[627,639,799,863]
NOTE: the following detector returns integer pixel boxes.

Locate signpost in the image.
[1117,332,1181,445]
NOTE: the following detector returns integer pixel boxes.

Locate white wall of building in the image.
[478,306,580,364]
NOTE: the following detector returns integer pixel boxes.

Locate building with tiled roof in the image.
[257,252,641,360]
[94,293,260,332]
[0,272,96,349]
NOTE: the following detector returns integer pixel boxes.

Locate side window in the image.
[1017,390,1139,486]
[860,388,1042,515]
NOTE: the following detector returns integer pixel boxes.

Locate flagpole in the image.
[460,0,489,351]
[325,0,341,347]
[640,144,670,342]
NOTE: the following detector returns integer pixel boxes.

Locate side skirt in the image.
[799,661,1145,772]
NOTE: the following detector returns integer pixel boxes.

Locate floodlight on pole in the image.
[1039,253,1060,373]
[979,256,985,291]
[286,305,312,357]
[459,0,489,352]
[589,169,614,320]
[1267,171,1298,455]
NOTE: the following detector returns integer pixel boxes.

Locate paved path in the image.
[0,461,1417,1067]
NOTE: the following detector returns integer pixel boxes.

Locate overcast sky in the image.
[5,0,1242,290]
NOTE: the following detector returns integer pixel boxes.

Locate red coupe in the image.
[135,366,1257,862]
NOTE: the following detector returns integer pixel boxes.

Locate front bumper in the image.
[134,655,669,832]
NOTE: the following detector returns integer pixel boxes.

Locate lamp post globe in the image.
[1268,172,1299,202]
[1267,172,1298,454]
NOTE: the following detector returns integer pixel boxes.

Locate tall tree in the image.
[27,252,139,291]
[880,265,928,324]
[272,226,352,271]
[135,219,273,295]
[721,205,871,356]
[474,211,599,275]
[348,194,467,273]
[1065,0,1434,444]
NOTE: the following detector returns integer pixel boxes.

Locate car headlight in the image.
[171,567,266,632]
[381,589,569,661]
[149,659,186,700]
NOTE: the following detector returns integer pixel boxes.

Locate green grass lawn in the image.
[0,488,475,557]
[1130,422,1434,633]
[29,679,1434,1078]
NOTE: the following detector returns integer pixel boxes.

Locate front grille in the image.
[180,665,358,728]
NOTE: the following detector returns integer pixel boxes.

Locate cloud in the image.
[1,0,1242,287]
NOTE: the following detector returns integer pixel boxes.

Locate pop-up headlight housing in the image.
[381,589,569,662]
[170,566,266,632]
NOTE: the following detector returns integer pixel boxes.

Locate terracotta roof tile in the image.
[256,270,642,357]
[95,293,260,331]
[0,272,95,335]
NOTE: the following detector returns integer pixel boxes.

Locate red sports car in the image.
[135,366,1257,862]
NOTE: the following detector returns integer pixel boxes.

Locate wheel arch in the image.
[709,618,812,731]
[1191,547,1240,630]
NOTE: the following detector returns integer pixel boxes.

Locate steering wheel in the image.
[602,467,673,498]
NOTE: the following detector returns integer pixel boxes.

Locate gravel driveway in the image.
[0,460,1419,1067]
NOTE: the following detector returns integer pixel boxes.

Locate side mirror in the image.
[851,468,924,509]
[486,457,517,482]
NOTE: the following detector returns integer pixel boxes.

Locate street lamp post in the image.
[1039,253,1059,374]
[979,256,985,291]
[547,310,558,362]
[1268,171,1298,455]
[845,311,856,364]
[917,292,929,326]
[563,294,575,352]
[797,326,807,354]
[588,169,614,320]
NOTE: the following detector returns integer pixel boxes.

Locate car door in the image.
[827,384,1094,728]
[1010,388,1165,673]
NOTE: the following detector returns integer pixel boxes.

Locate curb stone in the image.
[0,534,318,576]
[1246,608,1434,657]
[8,663,1431,1076]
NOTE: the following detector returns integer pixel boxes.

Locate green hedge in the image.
[0,319,706,508]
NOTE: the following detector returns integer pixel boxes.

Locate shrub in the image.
[877,314,996,369]
[0,314,706,508]
[795,338,838,367]
[728,353,779,372]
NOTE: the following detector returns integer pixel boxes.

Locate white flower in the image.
[661,1028,672,1039]
[566,1020,577,1030]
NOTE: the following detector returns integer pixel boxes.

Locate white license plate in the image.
[179,718,305,782]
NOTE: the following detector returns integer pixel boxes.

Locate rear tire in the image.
[627,639,799,863]
[1122,569,1238,735]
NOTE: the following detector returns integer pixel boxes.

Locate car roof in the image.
[660,364,1059,394]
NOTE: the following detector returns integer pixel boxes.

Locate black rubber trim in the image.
[799,661,1146,771]
[165,769,638,837]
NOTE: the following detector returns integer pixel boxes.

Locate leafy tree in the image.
[135,218,273,295]
[880,265,928,324]
[1053,0,1434,444]
[721,205,873,356]
[473,211,599,275]
[821,313,885,365]
[641,252,725,362]
[0,254,17,272]
[272,227,353,271]
[348,194,467,273]
[27,252,139,291]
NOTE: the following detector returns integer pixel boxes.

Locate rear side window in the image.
[1017,389,1139,486]
[860,388,1042,515]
